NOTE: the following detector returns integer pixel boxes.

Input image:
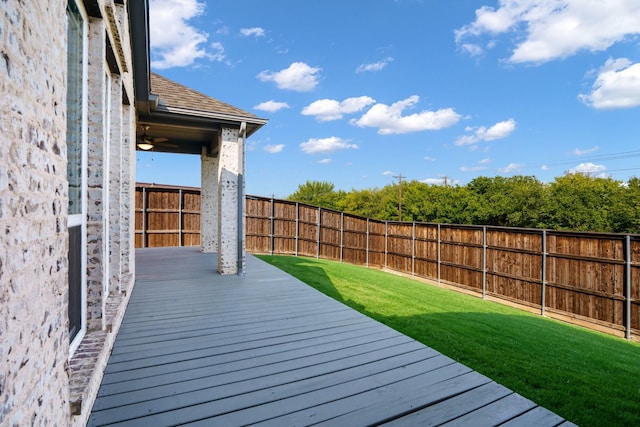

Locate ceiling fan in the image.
[136,125,177,150]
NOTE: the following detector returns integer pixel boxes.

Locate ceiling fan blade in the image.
[152,137,169,143]
[154,141,179,148]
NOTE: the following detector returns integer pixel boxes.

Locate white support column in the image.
[200,145,218,253]
[217,126,243,275]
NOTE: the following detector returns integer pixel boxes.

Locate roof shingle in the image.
[150,72,259,120]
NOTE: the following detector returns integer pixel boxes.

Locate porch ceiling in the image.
[137,115,221,156]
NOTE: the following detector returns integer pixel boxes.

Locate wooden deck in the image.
[88,247,575,426]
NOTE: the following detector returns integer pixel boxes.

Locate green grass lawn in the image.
[256,254,640,427]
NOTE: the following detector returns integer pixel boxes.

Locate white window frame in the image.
[68,0,89,359]
[103,67,112,299]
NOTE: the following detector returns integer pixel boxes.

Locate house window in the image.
[66,0,84,215]
[66,0,88,355]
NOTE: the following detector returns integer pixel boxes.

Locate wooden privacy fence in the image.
[135,184,202,248]
[135,185,640,341]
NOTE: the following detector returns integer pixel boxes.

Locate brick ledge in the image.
[68,280,133,426]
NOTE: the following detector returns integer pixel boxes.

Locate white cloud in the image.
[424,156,436,161]
[301,96,376,121]
[571,145,599,156]
[263,144,285,153]
[240,27,265,37]
[351,96,460,135]
[299,137,358,154]
[460,165,488,172]
[318,158,332,164]
[541,164,549,171]
[579,58,640,109]
[459,43,485,57]
[498,163,522,174]
[246,139,258,152]
[568,162,607,174]
[208,42,226,62]
[479,158,492,164]
[455,119,516,146]
[382,171,395,176]
[254,100,290,112]
[456,0,640,64]
[150,0,216,69]
[257,62,322,92]
[356,57,394,73]
[421,177,446,185]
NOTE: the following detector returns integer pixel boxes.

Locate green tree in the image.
[338,187,388,219]
[286,173,639,233]
[287,180,345,210]
[607,177,640,233]
[541,173,623,232]
[405,183,478,224]
[466,175,545,228]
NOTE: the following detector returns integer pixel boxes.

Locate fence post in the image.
[179,188,183,247]
[366,218,370,268]
[384,221,388,269]
[142,186,147,248]
[437,223,441,286]
[340,212,344,263]
[270,197,275,255]
[317,207,321,259]
[482,226,487,299]
[295,202,299,257]
[541,230,547,316]
[625,235,631,340]
[412,222,416,277]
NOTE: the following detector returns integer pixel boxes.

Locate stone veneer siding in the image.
[0,1,71,425]
[217,127,245,274]
[85,16,108,332]
[201,146,219,253]
[1,1,137,425]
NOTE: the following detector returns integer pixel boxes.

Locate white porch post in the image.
[200,145,218,253]
[217,126,245,275]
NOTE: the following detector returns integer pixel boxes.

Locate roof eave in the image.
[154,105,268,137]
[128,0,151,115]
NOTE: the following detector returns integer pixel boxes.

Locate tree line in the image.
[287,174,640,234]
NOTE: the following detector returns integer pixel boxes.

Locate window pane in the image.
[66,1,83,215]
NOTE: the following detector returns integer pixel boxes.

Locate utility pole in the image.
[393,173,403,221]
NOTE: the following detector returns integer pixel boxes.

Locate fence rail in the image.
[135,185,640,341]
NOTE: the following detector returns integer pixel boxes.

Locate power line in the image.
[529,149,640,169]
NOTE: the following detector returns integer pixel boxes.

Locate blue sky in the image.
[137,0,640,198]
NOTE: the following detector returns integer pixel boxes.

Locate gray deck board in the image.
[88,247,571,426]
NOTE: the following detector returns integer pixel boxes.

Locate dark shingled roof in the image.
[150,72,260,120]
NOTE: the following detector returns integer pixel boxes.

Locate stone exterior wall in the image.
[201,127,247,275]
[108,72,123,298]
[201,146,219,253]
[0,1,71,425]
[69,1,137,425]
[217,127,244,274]
[121,103,136,288]
[1,0,137,425]
[86,16,108,332]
